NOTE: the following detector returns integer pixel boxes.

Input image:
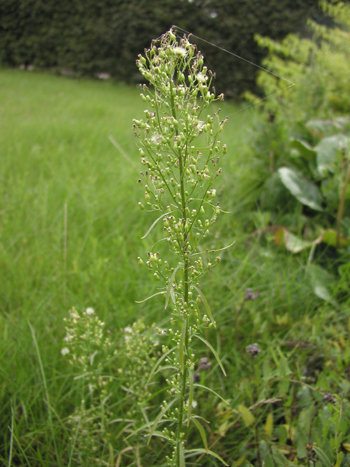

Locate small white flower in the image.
[124,325,132,333]
[61,347,70,356]
[196,73,208,83]
[150,134,162,145]
[173,46,187,57]
[197,120,205,131]
[86,307,95,315]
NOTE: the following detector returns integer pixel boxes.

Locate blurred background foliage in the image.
[0,0,337,98]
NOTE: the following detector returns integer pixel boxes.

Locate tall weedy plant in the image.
[133,28,229,466]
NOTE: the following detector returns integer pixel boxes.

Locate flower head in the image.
[196,72,208,83]
[173,46,187,57]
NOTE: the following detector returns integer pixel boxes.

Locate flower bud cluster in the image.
[62,307,114,461]
[62,307,113,393]
[122,320,159,418]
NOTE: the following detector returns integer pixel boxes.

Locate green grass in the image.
[1,69,349,466]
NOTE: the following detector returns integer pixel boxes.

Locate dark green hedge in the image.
[0,0,325,97]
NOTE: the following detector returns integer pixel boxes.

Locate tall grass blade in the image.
[147,346,176,384]
[141,212,173,239]
[185,448,228,465]
[165,264,182,309]
[190,417,208,453]
[194,383,231,407]
[192,286,216,328]
[28,321,59,464]
[147,398,176,445]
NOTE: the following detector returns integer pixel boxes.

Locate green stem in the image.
[170,78,190,467]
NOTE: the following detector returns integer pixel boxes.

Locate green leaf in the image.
[291,139,317,160]
[147,346,176,384]
[271,446,293,467]
[193,335,226,376]
[320,229,349,248]
[192,286,216,328]
[148,398,176,445]
[187,369,194,425]
[135,291,165,304]
[191,417,208,453]
[306,119,345,136]
[307,264,337,306]
[316,134,349,176]
[238,405,255,427]
[179,442,185,467]
[185,448,228,465]
[165,264,182,309]
[278,167,323,211]
[274,227,315,253]
[312,446,332,467]
[265,413,273,438]
[194,383,231,407]
[179,321,187,374]
[141,211,173,239]
[335,451,343,467]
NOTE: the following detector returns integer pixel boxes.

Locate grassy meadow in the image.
[1,69,349,466]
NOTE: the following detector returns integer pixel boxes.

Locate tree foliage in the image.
[0,0,326,96]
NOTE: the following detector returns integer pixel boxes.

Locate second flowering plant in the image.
[133,28,229,466]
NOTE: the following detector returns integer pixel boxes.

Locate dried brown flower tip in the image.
[244,288,260,301]
[246,343,261,358]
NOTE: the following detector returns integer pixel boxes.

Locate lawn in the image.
[1,69,348,466]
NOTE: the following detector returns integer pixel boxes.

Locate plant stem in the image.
[170,77,190,467]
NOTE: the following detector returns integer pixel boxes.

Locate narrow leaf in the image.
[149,430,172,442]
[187,369,194,425]
[136,291,165,304]
[124,421,154,440]
[191,417,208,453]
[335,452,343,467]
[148,398,176,445]
[194,335,226,376]
[153,365,177,377]
[193,286,216,328]
[191,240,236,256]
[141,212,173,239]
[179,442,185,467]
[238,405,255,427]
[185,448,228,466]
[194,383,231,407]
[165,264,182,309]
[312,447,332,467]
[179,321,187,374]
[147,346,176,384]
[271,446,292,467]
[265,413,273,438]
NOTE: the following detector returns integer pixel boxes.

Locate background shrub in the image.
[0,0,329,97]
